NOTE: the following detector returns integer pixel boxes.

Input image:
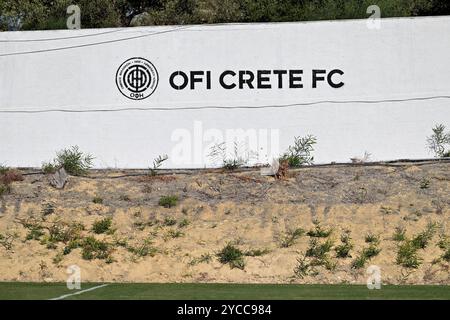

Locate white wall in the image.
[1,17,450,168]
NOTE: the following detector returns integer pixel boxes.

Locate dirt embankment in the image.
[0,162,449,284]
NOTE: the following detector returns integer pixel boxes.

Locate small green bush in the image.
[362,245,381,259]
[163,216,177,226]
[48,221,84,244]
[351,243,381,269]
[280,228,305,248]
[280,135,316,167]
[81,236,112,260]
[159,195,178,208]
[165,229,184,239]
[41,162,57,174]
[189,253,212,266]
[62,239,82,255]
[305,238,336,270]
[365,233,380,245]
[392,227,406,242]
[92,217,113,234]
[335,231,353,258]
[149,154,168,176]
[294,254,311,279]
[351,254,368,269]
[217,243,245,270]
[245,248,270,257]
[411,222,437,249]
[127,239,157,258]
[178,218,190,228]
[396,241,422,269]
[52,145,94,176]
[427,124,450,158]
[307,220,332,238]
[419,178,430,189]
[26,226,45,241]
[92,196,103,204]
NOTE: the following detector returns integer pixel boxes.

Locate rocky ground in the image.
[0,161,449,284]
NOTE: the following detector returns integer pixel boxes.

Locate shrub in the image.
[81,237,112,260]
[280,135,316,167]
[280,228,305,248]
[208,141,254,170]
[411,222,437,249]
[437,235,450,263]
[427,124,450,158]
[165,229,184,239]
[0,167,23,196]
[335,231,353,258]
[365,233,380,245]
[189,253,212,266]
[306,220,332,238]
[392,227,406,242]
[0,168,23,185]
[351,243,381,269]
[305,238,336,270]
[92,217,113,234]
[351,254,368,269]
[396,241,422,269]
[178,218,190,228]
[48,221,84,244]
[419,178,430,189]
[127,239,157,258]
[163,216,177,226]
[217,243,245,270]
[294,254,311,279]
[53,145,94,176]
[41,162,57,174]
[362,245,381,259]
[63,239,82,255]
[92,196,103,204]
[159,195,178,208]
[149,154,168,176]
[245,248,270,257]
[26,225,45,241]
[306,238,333,258]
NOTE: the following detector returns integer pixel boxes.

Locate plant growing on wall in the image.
[280,134,317,167]
[149,154,168,176]
[43,146,94,176]
[208,141,255,170]
[427,124,450,158]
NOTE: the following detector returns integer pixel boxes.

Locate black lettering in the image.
[257,70,271,89]
[273,70,287,88]
[219,70,236,89]
[239,70,255,89]
[190,71,204,90]
[312,69,326,88]
[327,69,344,88]
[169,71,188,90]
[289,70,303,88]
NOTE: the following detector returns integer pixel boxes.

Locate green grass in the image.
[0,283,448,300]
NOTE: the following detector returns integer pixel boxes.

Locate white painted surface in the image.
[0,17,449,168]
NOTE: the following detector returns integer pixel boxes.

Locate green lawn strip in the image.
[0,282,103,300]
[0,283,448,300]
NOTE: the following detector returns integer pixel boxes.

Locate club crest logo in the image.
[116,57,159,100]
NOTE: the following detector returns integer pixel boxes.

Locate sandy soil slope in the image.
[0,162,449,284]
